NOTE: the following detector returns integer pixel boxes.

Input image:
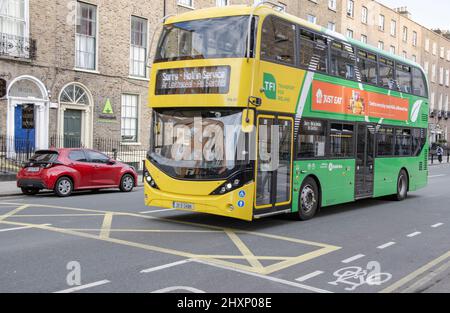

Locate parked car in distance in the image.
[17,149,138,197]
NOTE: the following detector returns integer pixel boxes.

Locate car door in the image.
[85,150,117,186]
[67,150,92,188]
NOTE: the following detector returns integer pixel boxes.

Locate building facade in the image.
[1,0,449,156]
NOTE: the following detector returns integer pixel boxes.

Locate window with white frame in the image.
[425,38,430,52]
[439,67,444,85]
[378,41,384,50]
[130,16,148,78]
[346,0,354,17]
[438,93,443,111]
[430,92,435,110]
[75,1,97,70]
[346,29,353,39]
[431,64,436,82]
[411,54,416,62]
[440,47,445,59]
[379,15,385,31]
[448,50,450,61]
[402,26,408,42]
[361,34,367,44]
[328,0,336,11]
[178,0,193,8]
[390,20,396,37]
[121,94,139,142]
[389,46,395,55]
[361,6,368,24]
[445,94,449,112]
[402,51,407,59]
[433,42,437,55]
[424,61,429,75]
[216,0,229,6]
[445,69,450,87]
[412,31,417,46]
[327,22,336,32]
[306,14,317,24]
[0,0,27,37]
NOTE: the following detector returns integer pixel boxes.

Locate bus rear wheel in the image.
[395,170,409,201]
[297,177,320,221]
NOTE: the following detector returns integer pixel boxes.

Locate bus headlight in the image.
[144,169,159,190]
[211,170,253,195]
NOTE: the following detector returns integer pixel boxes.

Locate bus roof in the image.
[166,5,424,72]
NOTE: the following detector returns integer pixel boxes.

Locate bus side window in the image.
[396,64,413,94]
[357,50,378,85]
[299,29,328,73]
[330,42,356,80]
[297,119,327,159]
[329,123,355,158]
[379,58,397,90]
[395,129,412,156]
[377,127,395,157]
[412,67,428,97]
[261,16,296,65]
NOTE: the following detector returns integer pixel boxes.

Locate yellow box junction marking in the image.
[0,202,341,275]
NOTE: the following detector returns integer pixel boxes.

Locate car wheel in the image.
[296,177,320,221]
[21,188,39,196]
[120,174,135,192]
[54,177,73,197]
[394,170,409,201]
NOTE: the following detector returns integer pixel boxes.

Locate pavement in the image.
[0,165,450,293]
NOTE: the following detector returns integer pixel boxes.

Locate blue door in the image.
[14,104,36,153]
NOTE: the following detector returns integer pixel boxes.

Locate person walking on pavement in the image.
[436,145,444,164]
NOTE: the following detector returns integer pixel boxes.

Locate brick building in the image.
[1,0,449,156]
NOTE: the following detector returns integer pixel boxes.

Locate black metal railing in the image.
[0,33,36,59]
[1,135,147,177]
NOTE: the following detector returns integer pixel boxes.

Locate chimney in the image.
[395,6,411,19]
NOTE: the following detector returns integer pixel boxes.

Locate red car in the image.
[17,149,138,197]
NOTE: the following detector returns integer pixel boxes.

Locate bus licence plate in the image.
[173,202,195,210]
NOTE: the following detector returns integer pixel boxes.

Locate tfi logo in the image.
[263,73,277,100]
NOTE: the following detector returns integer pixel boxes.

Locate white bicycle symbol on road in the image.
[329,264,392,291]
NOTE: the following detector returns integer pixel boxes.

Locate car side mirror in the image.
[108,159,116,165]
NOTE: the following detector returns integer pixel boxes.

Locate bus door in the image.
[355,124,376,199]
[255,115,294,213]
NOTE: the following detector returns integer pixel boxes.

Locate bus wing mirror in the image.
[242,109,255,133]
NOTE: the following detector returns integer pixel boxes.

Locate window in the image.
[377,127,394,156]
[433,42,437,55]
[347,0,354,17]
[379,15,385,31]
[261,16,296,65]
[412,31,418,46]
[402,51,407,59]
[425,38,430,52]
[361,6,368,24]
[328,0,337,11]
[330,41,355,80]
[361,34,367,44]
[306,14,317,24]
[395,129,412,156]
[0,0,27,37]
[430,92,435,110]
[379,57,396,90]
[439,67,444,85]
[402,26,408,42]
[357,50,378,85]
[121,94,139,142]
[378,41,384,50]
[396,64,412,93]
[69,150,87,162]
[327,22,336,32]
[299,29,328,73]
[390,20,397,37]
[412,54,416,62]
[329,123,354,158]
[424,61,429,76]
[346,29,353,39]
[412,128,427,156]
[130,16,148,77]
[445,69,449,87]
[178,0,193,8]
[410,71,426,100]
[76,1,97,70]
[298,120,326,159]
[86,150,110,164]
[390,45,395,55]
[441,47,445,59]
[216,0,229,6]
[431,64,436,82]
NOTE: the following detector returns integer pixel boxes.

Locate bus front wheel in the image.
[297,177,320,221]
[395,170,409,201]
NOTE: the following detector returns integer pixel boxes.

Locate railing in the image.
[0,135,147,177]
[0,33,36,59]
[429,147,450,164]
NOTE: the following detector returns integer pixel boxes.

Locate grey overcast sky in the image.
[377,0,450,30]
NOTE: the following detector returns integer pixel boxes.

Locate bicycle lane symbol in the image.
[328,261,392,291]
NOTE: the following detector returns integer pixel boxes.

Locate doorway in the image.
[64,109,82,148]
[355,124,376,199]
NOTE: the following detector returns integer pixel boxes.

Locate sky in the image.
[377,0,450,30]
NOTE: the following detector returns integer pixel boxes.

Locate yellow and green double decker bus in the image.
[144,3,429,221]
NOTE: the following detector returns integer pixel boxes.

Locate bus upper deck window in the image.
[261,16,296,65]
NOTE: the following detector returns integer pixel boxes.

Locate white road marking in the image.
[141,259,193,273]
[0,224,51,233]
[377,242,396,250]
[54,280,110,293]
[432,223,444,228]
[295,271,324,282]
[193,259,333,293]
[140,208,177,214]
[407,232,422,238]
[151,286,206,293]
[429,175,446,178]
[342,254,365,264]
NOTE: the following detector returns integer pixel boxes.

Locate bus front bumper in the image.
[144,183,255,221]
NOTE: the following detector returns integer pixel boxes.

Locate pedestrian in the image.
[436,145,444,164]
